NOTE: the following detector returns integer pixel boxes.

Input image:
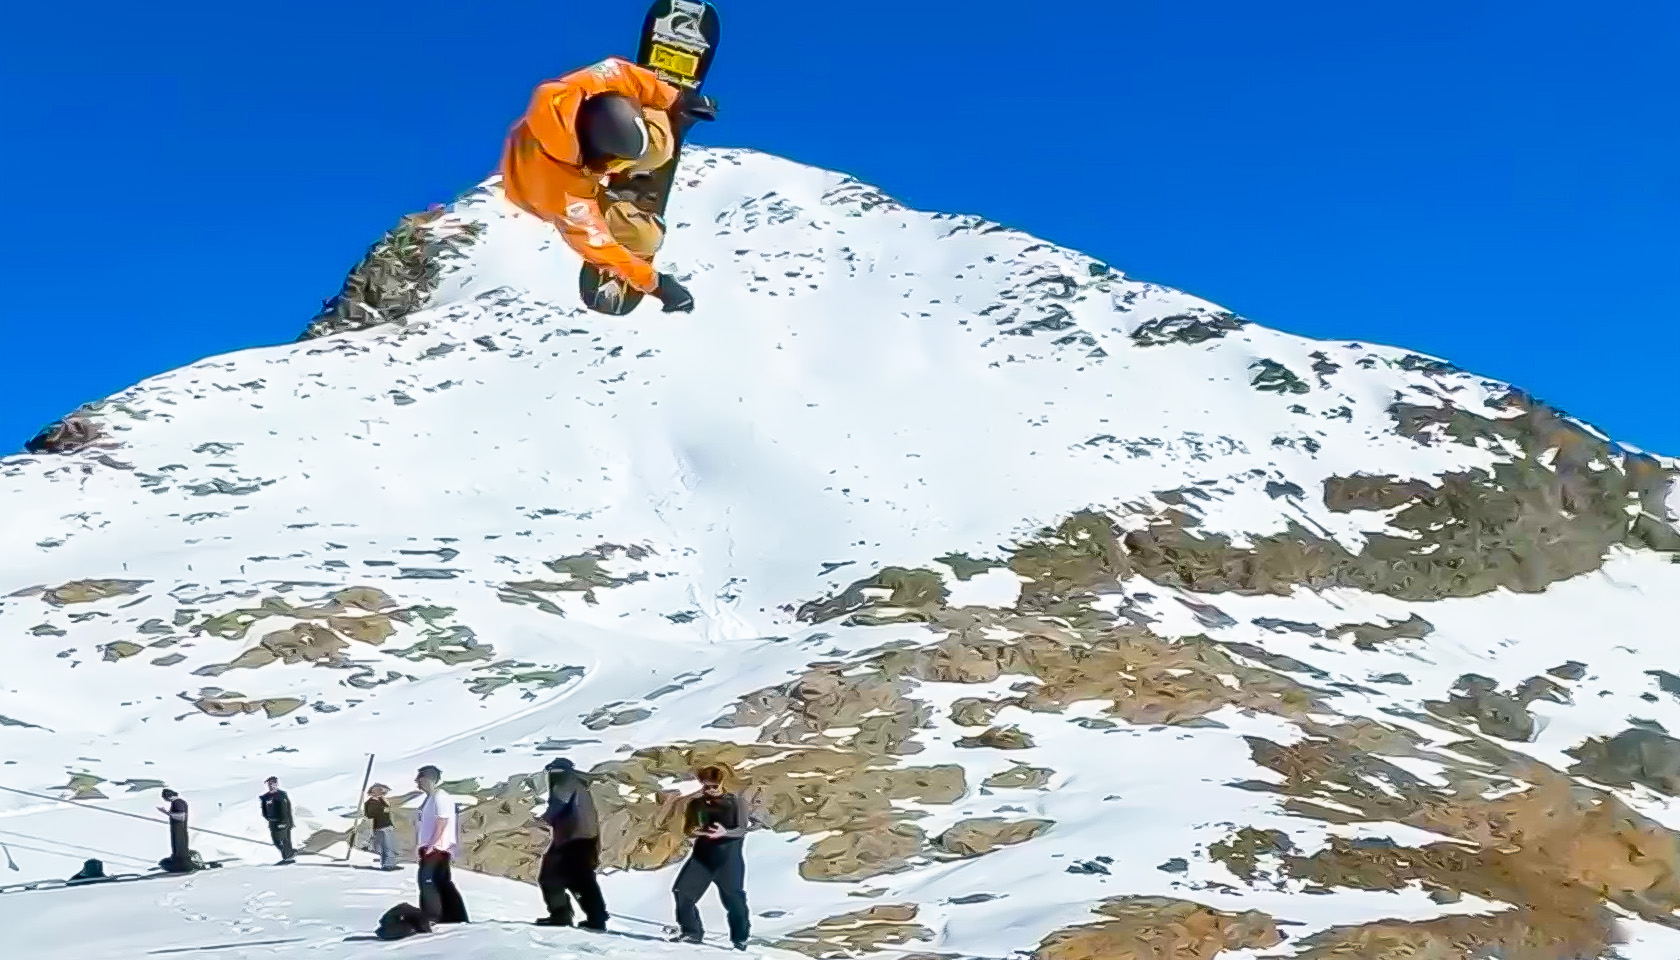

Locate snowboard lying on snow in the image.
[579,0,722,316]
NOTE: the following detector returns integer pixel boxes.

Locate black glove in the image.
[652,272,695,313]
[671,89,718,124]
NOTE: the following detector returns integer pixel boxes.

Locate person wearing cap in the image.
[414,764,469,924]
[259,776,296,865]
[671,765,753,949]
[363,783,399,871]
[535,758,608,929]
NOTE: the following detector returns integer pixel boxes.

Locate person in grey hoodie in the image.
[534,758,608,929]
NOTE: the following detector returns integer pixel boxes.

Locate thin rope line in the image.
[0,828,153,866]
[0,783,331,859]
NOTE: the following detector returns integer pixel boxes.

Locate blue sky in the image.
[1,1,1674,454]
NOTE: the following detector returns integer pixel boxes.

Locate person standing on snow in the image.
[260,776,296,864]
[671,765,753,950]
[499,56,717,312]
[535,758,609,929]
[363,783,400,871]
[415,765,469,924]
[157,789,191,873]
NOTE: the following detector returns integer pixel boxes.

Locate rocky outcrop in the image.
[982,763,1054,790]
[196,623,352,676]
[23,413,107,455]
[498,543,655,611]
[192,695,306,719]
[1426,673,1550,742]
[1005,390,1680,607]
[933,818,1053,857]
[1129,310,1249,347]
[796,567,948,626]
[101,641,145,661]
[1325,614,1433,651]
[1567,727,1680,795]
[194,588,398,641]
[299,206,484,340]
[29,579,150,606]
[1032,896,1282,960]
[1250,359,1310,395]
[1290,910,1620,960]
[1234,730,1680,935]
[779,904,935,958]
[956,725,1035,750]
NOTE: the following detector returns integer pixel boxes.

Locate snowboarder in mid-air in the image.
[500,56,717,312]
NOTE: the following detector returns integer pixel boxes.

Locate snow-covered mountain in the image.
[4,147,1680,960]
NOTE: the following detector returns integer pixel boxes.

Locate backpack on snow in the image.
[376,902,432,941]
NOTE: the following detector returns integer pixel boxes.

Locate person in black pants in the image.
[672,765,753,950]
[259,777,296,864]
[535,758,609,929]
[157,789,192,873]
[415,764,469,925]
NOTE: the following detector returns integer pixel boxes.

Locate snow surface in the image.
[0,862,805,959]
[3,147,1679,958]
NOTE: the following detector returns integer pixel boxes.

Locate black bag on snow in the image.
[376,902,432,941]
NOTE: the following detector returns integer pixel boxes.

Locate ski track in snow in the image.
[2,147,1679,958]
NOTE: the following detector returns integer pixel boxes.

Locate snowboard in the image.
[579,0,722,315]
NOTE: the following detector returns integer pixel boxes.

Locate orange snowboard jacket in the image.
[500,58,681,293]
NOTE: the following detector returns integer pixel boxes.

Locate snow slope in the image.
[3,147,1679,959]
[0,862,806,959]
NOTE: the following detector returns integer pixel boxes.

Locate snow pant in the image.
[373,826,398,870]
[269,823,294,861]
[538,837,608,927]
[417,851,469,924]
[164,822,192,872]
[601,197,663,259]
[673,846,749,944]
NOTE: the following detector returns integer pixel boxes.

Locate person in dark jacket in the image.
[535,758,608,929]
[363,783,399,871]
[671,765,752,949]
[157,789,192,873]
[260,777,296,864]
[67,859,108,885]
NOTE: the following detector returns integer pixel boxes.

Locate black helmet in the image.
[577,93,649,167]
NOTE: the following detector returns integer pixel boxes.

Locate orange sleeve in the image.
[606,59,681,111]
[525,58,680,166]
[556,190,660,293]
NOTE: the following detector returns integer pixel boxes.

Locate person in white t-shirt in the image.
[414,764,469,924]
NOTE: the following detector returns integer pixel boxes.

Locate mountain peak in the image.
[5,147,1680,959]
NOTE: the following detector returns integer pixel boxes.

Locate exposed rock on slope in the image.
[300,204,486,341]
